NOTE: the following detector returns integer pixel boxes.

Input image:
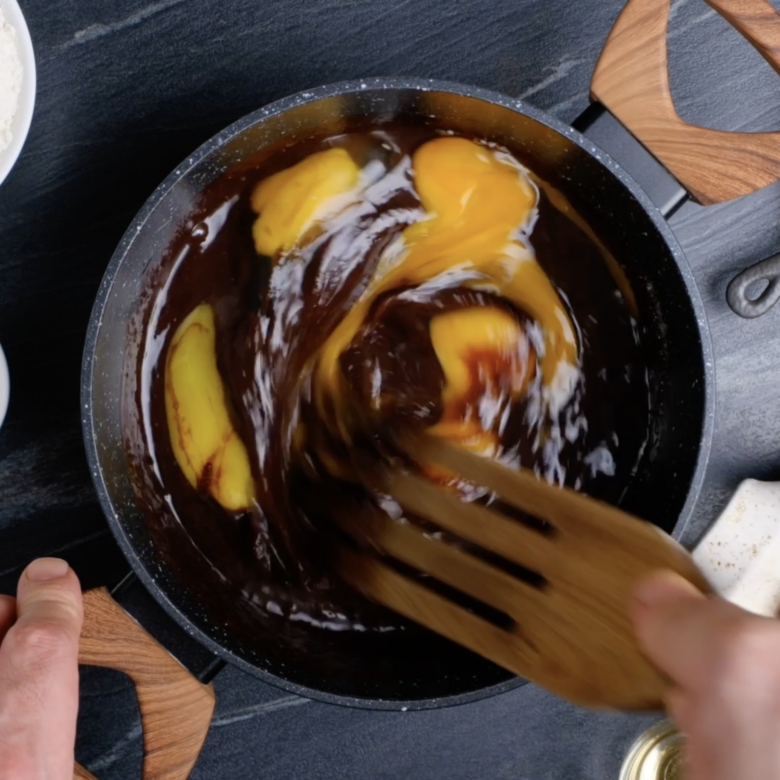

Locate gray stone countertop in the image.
[2,0,780,777]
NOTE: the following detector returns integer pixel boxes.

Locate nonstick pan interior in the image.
[83,79,714,707]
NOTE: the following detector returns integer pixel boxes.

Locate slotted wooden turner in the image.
[336,434,710,710]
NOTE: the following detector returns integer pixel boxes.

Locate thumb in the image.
[0,558,83,780]
[632,570,751,690]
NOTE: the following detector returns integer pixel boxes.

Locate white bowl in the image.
[0,0,35,186]
[0,342,8,429]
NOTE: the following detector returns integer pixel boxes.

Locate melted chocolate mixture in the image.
[125,125,650,695]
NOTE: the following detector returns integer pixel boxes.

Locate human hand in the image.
[632,571,780,780]
[0,558,83,780]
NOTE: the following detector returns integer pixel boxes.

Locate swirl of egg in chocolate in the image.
[136,126,649,646]
[246,138,580,491]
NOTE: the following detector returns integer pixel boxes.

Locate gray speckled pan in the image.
[81,78,714,710]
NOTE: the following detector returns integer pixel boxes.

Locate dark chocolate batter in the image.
[124,125,650,694]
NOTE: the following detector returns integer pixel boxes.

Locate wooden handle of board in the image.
[592,0,780,204]
[73,588,215,780]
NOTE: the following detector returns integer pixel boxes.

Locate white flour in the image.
[0,7,22,156]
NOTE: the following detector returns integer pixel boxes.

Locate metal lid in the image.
[619,720,686,780]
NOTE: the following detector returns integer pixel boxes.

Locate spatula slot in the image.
[485,497,556,537]
[462,543,547,591]
[381,557,516,632]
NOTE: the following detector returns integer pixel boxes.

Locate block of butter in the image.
[692,479,780,616]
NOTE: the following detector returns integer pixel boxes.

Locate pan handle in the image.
[591,0,780,205]
[74,587,215,780]
[727,252,780,318]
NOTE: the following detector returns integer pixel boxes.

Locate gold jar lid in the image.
[619,719,686,780]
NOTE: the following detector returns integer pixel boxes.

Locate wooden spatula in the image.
[336,433,710,710]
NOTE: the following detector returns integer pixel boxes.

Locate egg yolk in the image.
[250,148,360,256]
[429,304,534,432]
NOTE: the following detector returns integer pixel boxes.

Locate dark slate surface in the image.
[2,0,780,777]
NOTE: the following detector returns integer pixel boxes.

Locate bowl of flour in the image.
[0,0,34,187]
[0,0,33,429]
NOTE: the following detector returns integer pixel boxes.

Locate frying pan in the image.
[78,0,780,776]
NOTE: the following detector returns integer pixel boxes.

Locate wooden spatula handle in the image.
[74,587,215,780]
[74,763,98,780]
[592,0,780,204]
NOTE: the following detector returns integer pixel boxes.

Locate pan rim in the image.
[81,76,715,711]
